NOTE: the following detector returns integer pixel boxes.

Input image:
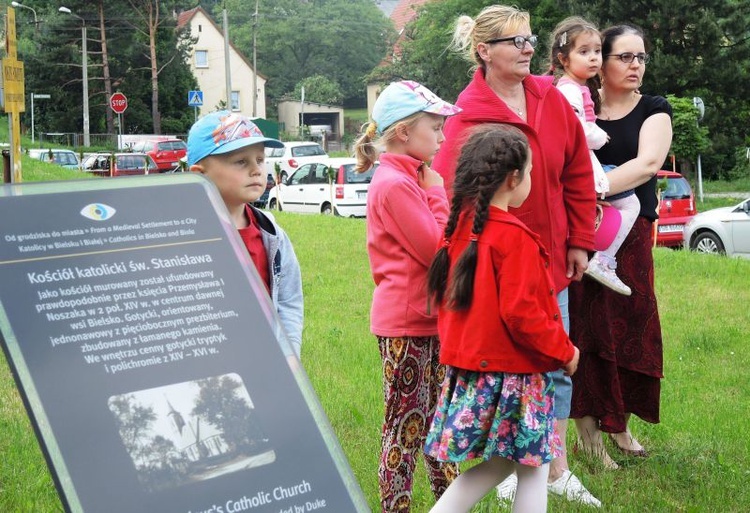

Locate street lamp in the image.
[11,2,38,35]
[59,6,90,148]
[693,97,705,203]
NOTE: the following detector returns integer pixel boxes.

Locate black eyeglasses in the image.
[606,52,650,64]
[485,34,538,50]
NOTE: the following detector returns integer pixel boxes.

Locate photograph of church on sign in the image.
[108,374,275,493]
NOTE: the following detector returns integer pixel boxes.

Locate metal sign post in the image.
[188,90,204,121]
[693,97,705,203]
[30,93,51,143]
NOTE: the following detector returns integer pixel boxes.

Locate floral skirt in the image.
[424,367,562,467]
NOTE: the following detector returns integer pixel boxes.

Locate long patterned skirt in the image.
[569,216,663,432]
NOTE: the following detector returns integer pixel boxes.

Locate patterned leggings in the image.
[377,336,458,512]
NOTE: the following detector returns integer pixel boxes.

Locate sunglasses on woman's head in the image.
[485,34,538,50]
[606,52,650,64]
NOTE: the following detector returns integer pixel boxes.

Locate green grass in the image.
[345,108,369,124]
[2,171,750,511]
[702,176,750,194]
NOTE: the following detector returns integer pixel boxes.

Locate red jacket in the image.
[366,152,449,336]
[438,207,576,373]
[432,69,596,292]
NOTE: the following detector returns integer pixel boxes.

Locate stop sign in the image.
[110,92,128,114]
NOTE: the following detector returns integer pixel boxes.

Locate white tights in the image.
[602,194,640,260]
[429,457,549,513]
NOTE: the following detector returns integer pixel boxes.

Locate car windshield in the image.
[117,155,141,169]
[342,163,378,184]
[54,152,78,166]
[265,147,284,158]
[663,177,692,199]
[291,144,326,157]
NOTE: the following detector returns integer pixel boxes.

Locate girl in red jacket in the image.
[425,125,579,512]
[354,80,461,512]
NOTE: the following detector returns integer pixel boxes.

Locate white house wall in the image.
[186,11,267,119]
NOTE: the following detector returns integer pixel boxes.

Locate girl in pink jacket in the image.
[354,80,461,512]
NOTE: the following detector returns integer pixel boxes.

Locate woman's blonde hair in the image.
[353,111,432,171]
[451,5,530,69]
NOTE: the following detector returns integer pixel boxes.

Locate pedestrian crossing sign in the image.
[188,90,204,107]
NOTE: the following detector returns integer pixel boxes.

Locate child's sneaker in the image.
[495,472,517,504]
[585,252,631,296]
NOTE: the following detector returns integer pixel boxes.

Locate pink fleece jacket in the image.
[366,152,449,337]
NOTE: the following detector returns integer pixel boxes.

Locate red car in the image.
[655,170,696,247]
[131,138,187,172]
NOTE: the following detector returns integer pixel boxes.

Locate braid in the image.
[428,191,465,305]
[448,186,493,310]
[439,124,530,311]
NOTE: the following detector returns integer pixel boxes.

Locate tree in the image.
[218,0,394,107]
[292,75,343,105]
[377,0,749,177]
[556,0,750,177]
[665,95,710,179]
[108,394,157,468]
[192,375,265,453]
[374,0,566,102]
[15,0,198,144]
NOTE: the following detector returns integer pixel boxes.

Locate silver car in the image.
[683,197,750,258]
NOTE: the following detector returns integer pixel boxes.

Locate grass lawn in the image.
[1,170,749,511]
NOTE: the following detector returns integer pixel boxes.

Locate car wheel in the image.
[321,203,332,215]
[691,231,725,255]
[269,198,281,211]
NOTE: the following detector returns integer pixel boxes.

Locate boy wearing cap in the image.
[188,111,303,357]
[353,81,462,512]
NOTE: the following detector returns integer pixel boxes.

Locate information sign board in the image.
[0,174,367,513]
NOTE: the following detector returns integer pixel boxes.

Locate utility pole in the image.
[223,7,232,110]
[60,7,90,147]
[252,0,259,117]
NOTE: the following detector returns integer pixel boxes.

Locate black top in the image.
[594,95,672,221]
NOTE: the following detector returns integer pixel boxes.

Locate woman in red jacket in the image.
[425,125,579,512]
[430,4,598,507]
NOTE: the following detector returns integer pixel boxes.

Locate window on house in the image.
[195,50,208,68]
[230,91,240,111]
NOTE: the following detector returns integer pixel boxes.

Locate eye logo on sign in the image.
[80,203,116,221]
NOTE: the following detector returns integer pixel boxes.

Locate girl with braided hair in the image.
[425,125,579,513]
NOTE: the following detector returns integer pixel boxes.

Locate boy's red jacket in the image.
[432,69,596,292]
[438,207,576,373]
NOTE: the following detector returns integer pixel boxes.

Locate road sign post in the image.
[31,93,51,143]
[188,90,203,121]
[110,93,128,149]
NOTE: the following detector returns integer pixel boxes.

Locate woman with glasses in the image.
[431,4,600,509]
[569,25,672,467]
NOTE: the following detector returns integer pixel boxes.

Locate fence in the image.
[39,133,118,150]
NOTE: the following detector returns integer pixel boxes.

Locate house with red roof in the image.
[367,0,431,116]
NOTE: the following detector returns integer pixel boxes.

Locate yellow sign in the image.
[2,58,25,113]
[4,7,23,183]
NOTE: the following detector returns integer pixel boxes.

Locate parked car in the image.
[27,148,80,169]
[267,158,378,217]
[253,172,276,209]
[130,138,187,172]
[264,141,328,183]
[683,197,750,258]
[655,170,696,247]
[81,153,158,177]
